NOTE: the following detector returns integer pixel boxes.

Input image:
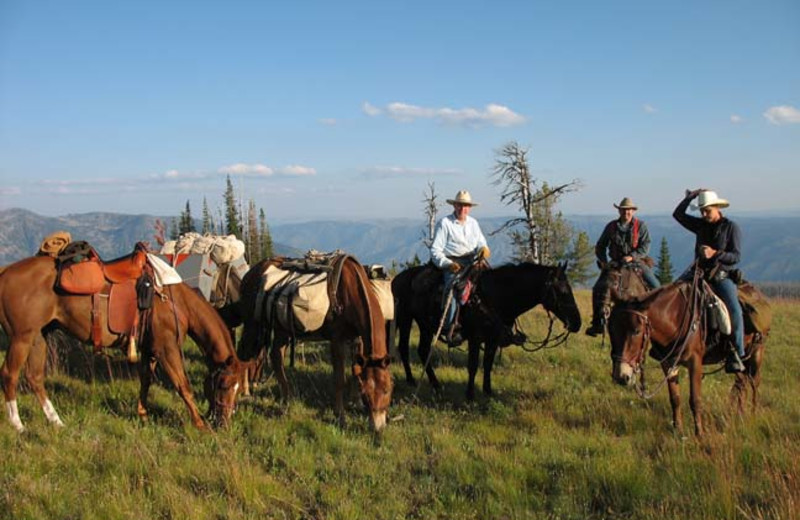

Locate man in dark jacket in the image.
[673,189,745,373]
[585,197,660,337]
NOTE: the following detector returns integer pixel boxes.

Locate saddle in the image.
[54,241,153,360]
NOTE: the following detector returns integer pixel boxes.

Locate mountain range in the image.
[1,208,798,282]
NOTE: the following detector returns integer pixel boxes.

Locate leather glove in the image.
[478,246,491,260]
[449,262,462,273]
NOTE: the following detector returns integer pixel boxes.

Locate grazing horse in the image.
[229,255,393,432]
[393,262,582,400]
[608,267,769,436]
[0,254,249,432]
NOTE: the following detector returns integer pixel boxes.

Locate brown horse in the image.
[392,261,582,400]
[228,254,393,432]
[608,267,768,436]
[0,254,249,432]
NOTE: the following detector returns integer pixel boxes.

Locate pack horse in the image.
[0,242,250,432]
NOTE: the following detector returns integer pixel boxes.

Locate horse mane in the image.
[616,280,685,310]
[343,256,386,358]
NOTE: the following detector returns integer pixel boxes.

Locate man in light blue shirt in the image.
[430,190,490,346]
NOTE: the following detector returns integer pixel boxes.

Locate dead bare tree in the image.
[491,141,581,263]
[422,181,439,248]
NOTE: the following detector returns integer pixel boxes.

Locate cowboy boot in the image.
[725,350,745,373]
[585,289,606,337]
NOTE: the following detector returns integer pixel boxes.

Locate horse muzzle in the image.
[612,361,635,387]
[369,409,388,433]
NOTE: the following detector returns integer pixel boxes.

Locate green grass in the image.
[1,290,798,519]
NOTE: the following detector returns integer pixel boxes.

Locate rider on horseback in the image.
[674,189,746,373]
[586,197,660,337]
[430,190,489,347]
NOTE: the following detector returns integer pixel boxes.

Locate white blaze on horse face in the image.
[618,362,634,385]
[6,400,25,432]
[372,410,388,432]
[42,398,65,426]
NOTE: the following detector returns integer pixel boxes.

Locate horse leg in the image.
[26,335,64,427]
[270,343,291,401]
[482,342,499,397]
[466,338,480,401]
[154,341,208,430]
[136,357,157,423]
[418,328,441,391]
[1,331,36,432]
[330,340,347,428]
[687,356,704,436]
[396,313,415,385]
[747,342,764,413]
[663,363,683,434]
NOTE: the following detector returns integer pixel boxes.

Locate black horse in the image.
[392,261,582,399]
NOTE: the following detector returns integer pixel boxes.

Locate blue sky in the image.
[1,0,798,222]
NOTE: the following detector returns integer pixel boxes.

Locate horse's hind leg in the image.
[748,342,764,413]
[418,328,441,390]
[26,335,64,427]
[136,357,157,423]
[1,331,36,432]
[466,339,480,401]
[270,342,291,401]
[396,313,415,385]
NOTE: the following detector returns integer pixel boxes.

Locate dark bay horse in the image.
[227,255,393,432]
[0,255,249,432]
[393,262,581,400]
[608,268,769,436]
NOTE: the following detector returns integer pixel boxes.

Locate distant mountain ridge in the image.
[2,208,799,281]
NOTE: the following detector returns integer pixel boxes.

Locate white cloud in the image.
[368,101,526,127]
[218,163,275,176]
[362,102,382,117]
[0,186,21,195]
[730,115,743,124]
[764,105,800,125]
[361,165,460,180]
[643,104,657,114]
[277,165,316,176]
[319,118,337,126]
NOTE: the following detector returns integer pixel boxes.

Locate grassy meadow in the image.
[1,290,798,520]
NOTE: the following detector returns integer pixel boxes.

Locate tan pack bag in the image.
[738,281,772,335]
[369,278,394,321]
[259,265,330,333]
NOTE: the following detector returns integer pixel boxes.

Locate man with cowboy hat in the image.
[585,196,660,337]
[674,188,745,373]
[430,190,490,346]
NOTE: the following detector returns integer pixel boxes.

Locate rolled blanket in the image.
[38,231,73,258]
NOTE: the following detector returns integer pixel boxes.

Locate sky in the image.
[1,0,799,223]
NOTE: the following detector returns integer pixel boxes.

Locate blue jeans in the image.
[711,277,745,357]
[639,264,660,290]
[441,259,471,332]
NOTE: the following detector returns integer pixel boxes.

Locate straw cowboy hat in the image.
[447,190,479,206]
[613,197,638,210]
[695,190,730,209]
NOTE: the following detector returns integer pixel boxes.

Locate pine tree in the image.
[179,200,195,234]
[565,230,595,286]
[169,218,179,240]
[656,236,674,284]
[202,197,212,234]
[245,199,259,263]
[224,175,241,238]
[259,208,274,259]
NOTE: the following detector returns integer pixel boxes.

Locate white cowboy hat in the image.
[446,190,479,206]
[695,190,729,210]
[613,197,638,210]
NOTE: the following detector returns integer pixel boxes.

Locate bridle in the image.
[206,363,239,422]
[515,272,575,352]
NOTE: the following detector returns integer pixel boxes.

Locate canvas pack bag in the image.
[369,278,394,321]
[259,265,331,333]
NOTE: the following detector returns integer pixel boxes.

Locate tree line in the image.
[158,174,274,264]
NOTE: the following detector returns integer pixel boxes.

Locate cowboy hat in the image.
[695,190,729,209]
[613,197,637,210]
[446,190,479,206]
